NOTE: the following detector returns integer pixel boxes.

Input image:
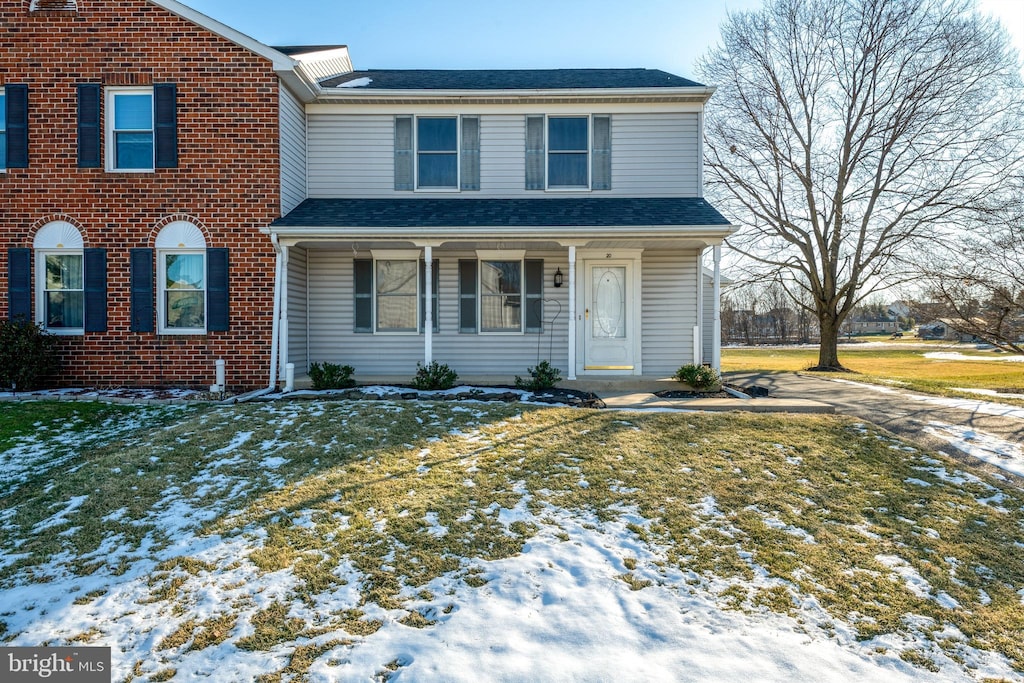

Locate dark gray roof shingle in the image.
[273,198,731,228]
[321,68,702,90]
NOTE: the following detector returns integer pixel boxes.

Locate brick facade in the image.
[1,0,281,390]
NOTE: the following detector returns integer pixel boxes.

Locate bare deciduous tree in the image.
[699,0,1024,369]
[916,177,1024,352]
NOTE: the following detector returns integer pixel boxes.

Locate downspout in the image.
[268,233,284,390]
[695,248,705,365]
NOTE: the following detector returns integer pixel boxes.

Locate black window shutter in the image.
[6,84,29,169]
[83,248,107,333]
[7,248,32,321]
[419,259,440,333]
[130,248,154,332]
[77,84,101,169]
[458,259,477,334]
[207,248,229,331]
[154,83,178,168]
[354,259,372,332]
[525,259,544,333]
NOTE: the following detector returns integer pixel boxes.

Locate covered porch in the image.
[263,198,734,388]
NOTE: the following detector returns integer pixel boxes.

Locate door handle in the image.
[585,308,589,320]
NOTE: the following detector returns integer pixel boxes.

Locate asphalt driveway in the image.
[726,370,1024,481]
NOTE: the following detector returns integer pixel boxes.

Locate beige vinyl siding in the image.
[307,114,394,197]
[642,250,699,376]
[612,113,700,196]
[287,247,309,373]
[305,112,701,198]
[279,83,307,215]
[306,249,569,376]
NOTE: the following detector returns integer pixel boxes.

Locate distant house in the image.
[845,319,900,334]
[3,0,736,389]
[917,319,983,342]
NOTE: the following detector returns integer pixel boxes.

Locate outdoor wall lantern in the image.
[554,267,564,288]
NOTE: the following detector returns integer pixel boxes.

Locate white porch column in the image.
[695,249,705,365]
[279,245,290,379]
[712,245,722,371]
[424,245,433,365]
[568,246,577,380]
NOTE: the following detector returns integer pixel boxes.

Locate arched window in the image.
[155,221,207,334]
[34,221,85,333]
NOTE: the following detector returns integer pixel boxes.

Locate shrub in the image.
[308,362,356,390]
[515,360,562,391]
[0,319,60,391]
[674,363,720,389]
[411,361,458,390]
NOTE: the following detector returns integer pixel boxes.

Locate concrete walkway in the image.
[560,377,834,413]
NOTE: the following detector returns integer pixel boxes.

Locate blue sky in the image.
[181,0,1023,78]
[179,0,764,77]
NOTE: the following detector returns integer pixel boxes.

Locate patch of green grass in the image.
[722,346,1024,401]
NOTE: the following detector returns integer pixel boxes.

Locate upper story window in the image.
[548,117,589,188]
[417,117,458,188]
[525,114,611,191]
[107,88,154,171]
[394,115,479,191]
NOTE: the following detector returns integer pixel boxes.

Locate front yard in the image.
[723,343,1024,402]
[2,399,1023,681]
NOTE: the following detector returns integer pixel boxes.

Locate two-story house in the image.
[3,0,733,390]
[273,70,734,383]
[1,0,349,390]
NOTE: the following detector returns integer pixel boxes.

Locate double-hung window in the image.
[161,252,206,332]
[460,253,544,335]
[29,221,107,336]
[376,258,419,332]
[42,252,85,331]
[107,88,154,171]
[417,117,458,189]
[547,116,589,188]
[525,114,611,191]
[394,115,480,191]
[480,260,523,333]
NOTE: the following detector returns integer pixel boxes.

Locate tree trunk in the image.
[813,315,845,371]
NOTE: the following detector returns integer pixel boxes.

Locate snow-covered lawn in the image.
[1,401,1023,682]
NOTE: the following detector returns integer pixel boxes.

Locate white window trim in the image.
[157,249,207,335]
[415,115,460,192]
[546,114,591,192]
[476,251,526,335]
[35,250,85,336]
[371,250,422,335]
[0,86,6,173]
[105,86,155,173]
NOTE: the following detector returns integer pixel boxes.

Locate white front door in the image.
[583,261,635,371]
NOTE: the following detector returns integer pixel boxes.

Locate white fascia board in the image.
[316,86,717,103]
[146,0,319,101]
